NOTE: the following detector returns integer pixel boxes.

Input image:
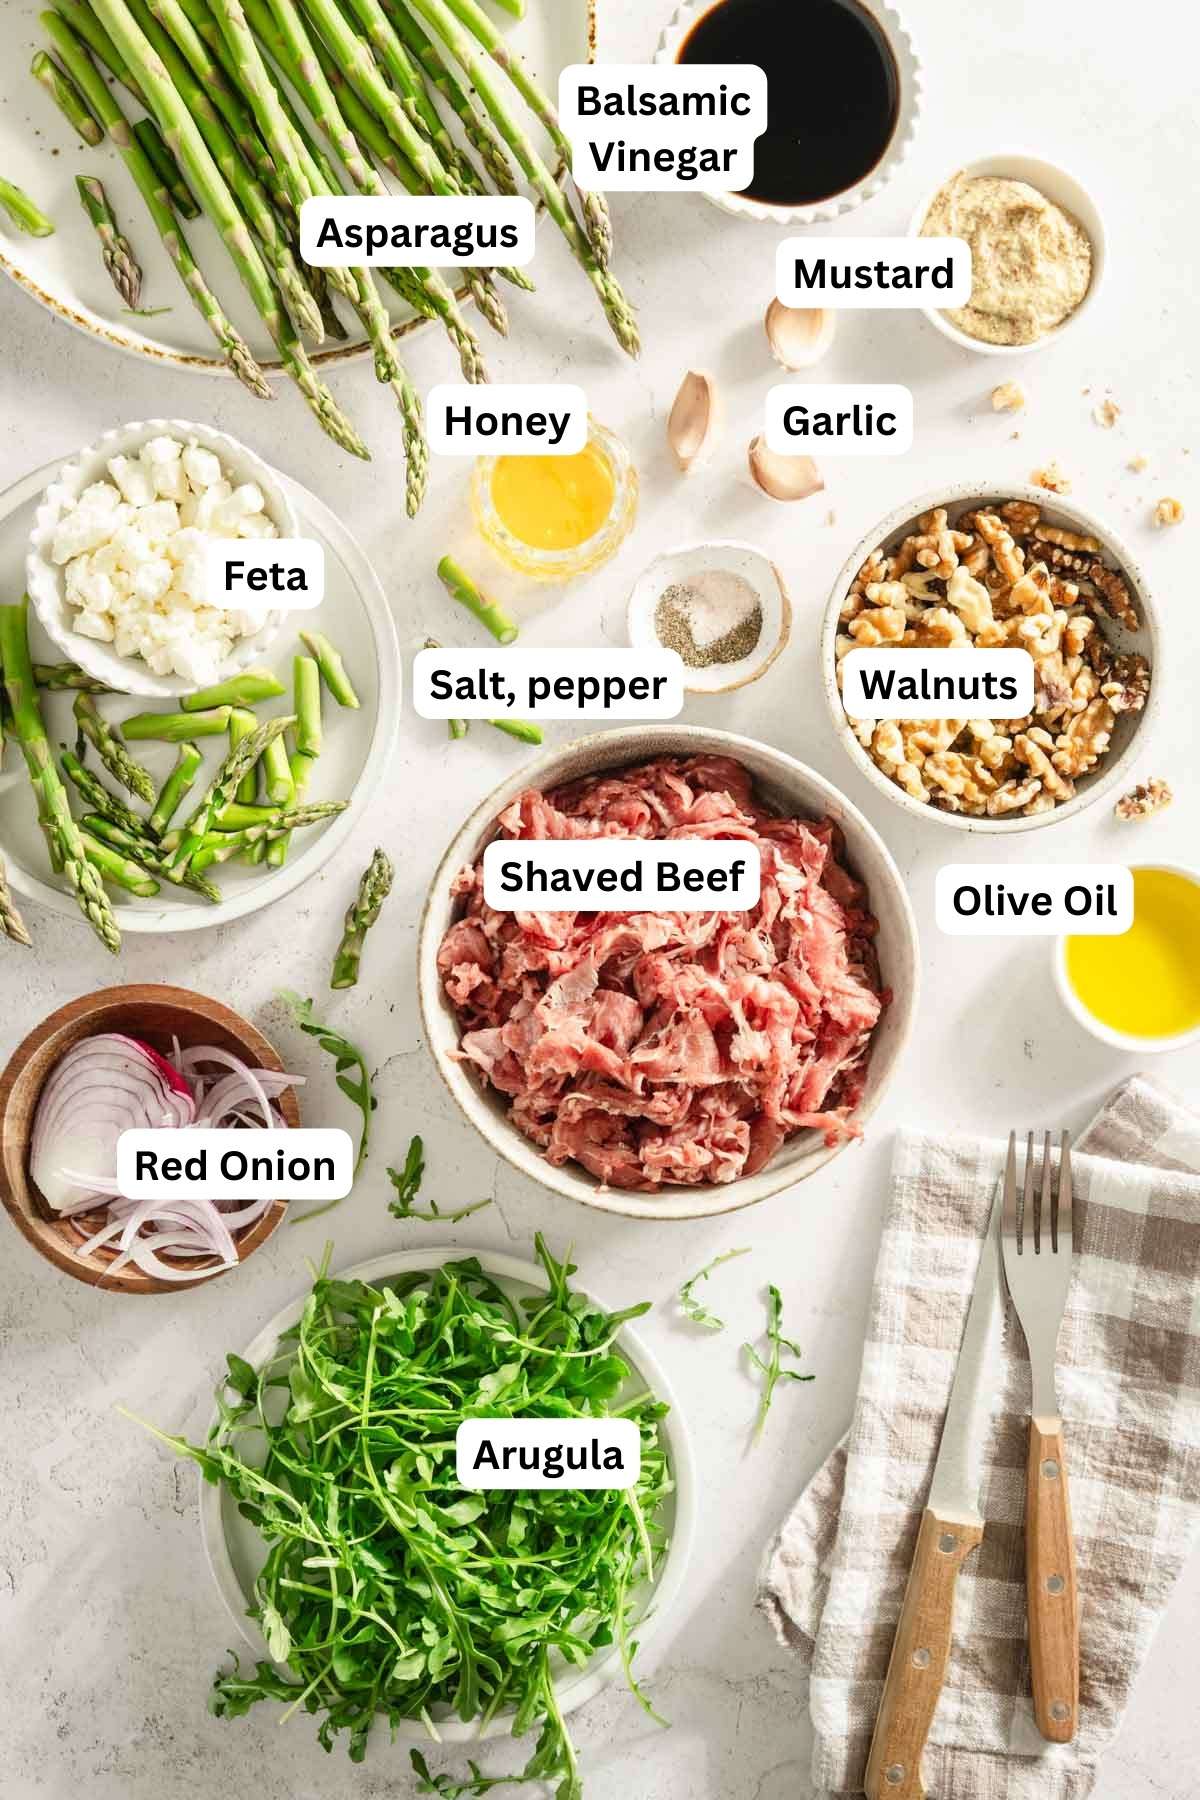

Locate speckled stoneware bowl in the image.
[822,483,1160,834]
[26,419,296,699]
[418,725,919,1222]
[654,0,924,226]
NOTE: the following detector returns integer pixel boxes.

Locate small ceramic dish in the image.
[0,984,300,1293]
[908,152,1106,356]
[1053,865,1200,1054]
[822,484,1159,834]
[653,0,923,226]
[626,540,791,694]
[26,419,297,698]
[418,725,919,1222]
[470,418,638,584]
[200,1244,697,1741]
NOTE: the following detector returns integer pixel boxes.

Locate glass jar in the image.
[470,419,638,583]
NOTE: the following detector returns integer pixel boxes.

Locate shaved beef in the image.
[439,756,885,1190]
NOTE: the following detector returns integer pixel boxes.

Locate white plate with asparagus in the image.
[0,1,630,510]
[0,454,400,949]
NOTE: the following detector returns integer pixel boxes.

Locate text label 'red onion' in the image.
[482,841,762,912]
[300,196,535,266]
[116,1128,354,1201]
[558,63,767,191]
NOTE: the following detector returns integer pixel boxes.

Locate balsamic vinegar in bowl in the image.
[677,0,900,207]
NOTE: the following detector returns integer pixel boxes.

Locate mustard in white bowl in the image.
[1055,865,1200,1052]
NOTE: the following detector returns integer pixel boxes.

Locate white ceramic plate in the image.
[0,454,400,932]
[3,2,594,374]
[199,1246,696,1745]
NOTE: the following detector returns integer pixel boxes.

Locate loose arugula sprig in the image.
[130,1236,671,1792]
[677,1247,751,1330]
[743,1285,815,1439]
[276,989,375,1196]
[387,1135,493,1224]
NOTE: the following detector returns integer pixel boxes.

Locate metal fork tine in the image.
[1037,1131,1051,1255]
[1057,1130,1072,1251]
[1004,1131,1019,1250]
[1023,1131,1035,1254]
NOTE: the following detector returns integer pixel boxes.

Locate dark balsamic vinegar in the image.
[677,0,900,206]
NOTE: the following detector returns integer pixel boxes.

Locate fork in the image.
[1002,1130,1079,1744]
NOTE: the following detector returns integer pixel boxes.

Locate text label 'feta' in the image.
[204,537,325,615]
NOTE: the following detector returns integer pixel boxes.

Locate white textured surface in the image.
[1,2,1198,1797]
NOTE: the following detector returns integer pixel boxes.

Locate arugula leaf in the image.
[387,1134,494,1223]
[677,1246,751,1330]
[276,989,376,1192]
[131,1240,673,1791]
[742,1284,814,1439]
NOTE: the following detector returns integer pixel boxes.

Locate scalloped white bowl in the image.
[654,0,923,226]
[25,418,296,698]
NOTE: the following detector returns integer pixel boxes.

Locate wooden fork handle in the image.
[1026,1415,1079,1742]
[864,1506,985,1799]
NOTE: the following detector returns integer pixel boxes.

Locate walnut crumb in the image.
[1092,398,1120,429]
[1127,453,1149,473]
[825,509,837,527]
[1115,778,1172,821]
[1153,497,1184,527]
[992,382,1026,413]
[1031,461,1072,495]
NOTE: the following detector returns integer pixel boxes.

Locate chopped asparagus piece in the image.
[181,668,287,711]
[33,661,111,692]
[487,718,543,744]
[436,554,518,643]
[149,742,203,834]
[299,631,359,709]
[294,656,322,757]
[331,847,393,988]
[81,830,159,896]
[121,706,231,741]
[132,117,199,219]
[0,177,54,237]
[76,174,142,309]
[74,692,155,802]
[31,49,102,145]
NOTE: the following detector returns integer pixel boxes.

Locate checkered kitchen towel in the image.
[758,1077,1200,1799]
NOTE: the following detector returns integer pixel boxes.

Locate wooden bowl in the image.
[0,984,300,1294]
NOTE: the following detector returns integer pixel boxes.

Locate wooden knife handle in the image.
[1026,1414,1079,1742]
[864,1505,984,1800]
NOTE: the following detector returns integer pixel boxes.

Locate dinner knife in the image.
[864,1190,1004,1800]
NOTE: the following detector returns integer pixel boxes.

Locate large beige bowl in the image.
[417,726,919,1221]
[822,484,1160,833]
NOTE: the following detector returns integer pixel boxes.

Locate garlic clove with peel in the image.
[764,299,836,370]
[748,437,824,502]
[667,368,719,473]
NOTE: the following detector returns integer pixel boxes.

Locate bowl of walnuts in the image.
[822,484,1159,832]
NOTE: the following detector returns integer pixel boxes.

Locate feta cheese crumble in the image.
[51,434,278,685]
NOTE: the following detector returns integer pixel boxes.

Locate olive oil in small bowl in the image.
[1055,866,1200,1052]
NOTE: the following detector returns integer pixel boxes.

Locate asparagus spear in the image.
[379,0,517,197]
[121,705,231,740]
[294,656,322,758]
[31,49,103,145]
[51,0,148,104]
[60,748,157,843]
[81,831,159,897]
[436,555,518,643]
[85,0,368,454]
[155,0,293,213]
[181,668,286,710]
[261,733,294,806]
[299,632,359,709]
[403,0,638,353]
[148,741,202,833]
[75,175,143,308]
[191,800,347,865]
[0,177,54,237]
[0,603,120,954]
[448,717,468,740]
[487,717,542,743]
[43,13,273,398]
[331,847,393,988]
[227,706,259,804]
[121,0,323,343]
[73,692,156,802]
[82,814,221,902]
[33,661,111,691]
[429,0,612,266]
[0,856,33,948]
[132,118,199,220]
[171,711,295,866]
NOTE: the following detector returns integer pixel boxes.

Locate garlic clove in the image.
[764,299,836,370]
[748,437,824,502]
[667,369,719,473]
